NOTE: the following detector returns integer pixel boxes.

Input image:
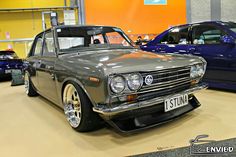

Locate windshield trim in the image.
[55,26,135,53]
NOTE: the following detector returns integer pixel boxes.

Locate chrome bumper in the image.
[93,83,208,116]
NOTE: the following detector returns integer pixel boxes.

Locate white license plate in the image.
[164,94,189,112]
[5,70,12,74]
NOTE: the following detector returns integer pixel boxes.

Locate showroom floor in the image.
[0,81,236,157]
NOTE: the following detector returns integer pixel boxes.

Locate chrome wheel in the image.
[24,73,29,94]
[63,84,82,128]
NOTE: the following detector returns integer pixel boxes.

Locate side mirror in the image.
[220,35,235,45]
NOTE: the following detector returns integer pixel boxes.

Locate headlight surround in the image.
[190,64,206,79]
[110,75,125,94]
[127,73,143,91]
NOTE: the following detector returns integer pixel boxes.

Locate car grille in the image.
[139,66,191,95]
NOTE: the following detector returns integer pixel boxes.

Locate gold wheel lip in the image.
[63,84,82,128]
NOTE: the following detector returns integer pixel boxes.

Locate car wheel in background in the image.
[24,72,38,97]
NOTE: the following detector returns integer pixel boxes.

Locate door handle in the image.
[157,47,165,52]
[189,47,201,55]
[189,47,196,52]
[192,52,201,55]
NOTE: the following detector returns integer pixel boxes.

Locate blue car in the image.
[0,50,23,79]
[141,21,236,90]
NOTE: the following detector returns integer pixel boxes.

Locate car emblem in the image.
[145,75,153,85]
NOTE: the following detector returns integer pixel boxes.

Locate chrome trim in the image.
[93,83,208,116]
[151,72,190,81]
[141,67,190,76]
[140,66,191,93]
[141,77,190,90]
[107,66,192,97]
[141,80,190,92]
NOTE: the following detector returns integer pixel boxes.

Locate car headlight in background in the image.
[110,75,125,93]
[127,73,143,91]
[190,64,206,79]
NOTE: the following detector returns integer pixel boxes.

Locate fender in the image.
[59,77,97,108]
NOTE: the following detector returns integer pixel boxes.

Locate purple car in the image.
[141,21,236,90]
[0,50,23,78]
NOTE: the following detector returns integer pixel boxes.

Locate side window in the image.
[91,34,105,44]
[43,31,55,56]
[159,26,189,45]
[192,25,226,45]
[106,32,129,46]
[33,37,43,56]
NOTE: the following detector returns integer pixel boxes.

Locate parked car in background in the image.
[141,21,236,90]
[24,25,207,133]
[0,50,23,79]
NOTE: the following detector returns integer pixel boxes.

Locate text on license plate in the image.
[164,94,188,112]
[5,70,12,74]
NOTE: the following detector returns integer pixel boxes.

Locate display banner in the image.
[144,0,167,5]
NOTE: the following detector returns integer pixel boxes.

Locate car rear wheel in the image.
[24,72,38,97]
[63,82,102,132]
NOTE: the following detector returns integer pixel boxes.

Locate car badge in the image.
[145,75,153,85]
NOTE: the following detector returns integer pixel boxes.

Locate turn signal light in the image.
[89,77,100,83]
[127,94,138,102]
[191,80,199,85]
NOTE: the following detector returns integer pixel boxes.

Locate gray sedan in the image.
[24,25,207,132]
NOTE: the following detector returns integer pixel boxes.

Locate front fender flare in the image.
[60,77,97,107]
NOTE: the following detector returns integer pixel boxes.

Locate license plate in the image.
[5,70,12,74]
[164,94,188,112]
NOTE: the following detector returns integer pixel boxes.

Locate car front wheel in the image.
[62,82,102,132]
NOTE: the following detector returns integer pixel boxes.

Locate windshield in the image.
[223,22,236,33]
[0,51,19,59]
[56,26,134,53]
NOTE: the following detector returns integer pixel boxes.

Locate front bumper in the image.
[93,83,207,132]
[93,83,208,116]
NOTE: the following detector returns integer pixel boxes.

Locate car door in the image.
[37,30,58,102]
[189,24,236,83]
[150,26,191,54]
[26,33,44,89]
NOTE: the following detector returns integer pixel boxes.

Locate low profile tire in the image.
[24,72,38,97]
[63,81,102,132]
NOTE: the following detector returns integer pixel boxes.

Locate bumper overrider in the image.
[93,83,208,132]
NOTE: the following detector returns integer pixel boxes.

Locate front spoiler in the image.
[93,83,208,116]
[107,95,201,133]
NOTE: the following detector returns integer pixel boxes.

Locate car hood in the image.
[62,49,204,75]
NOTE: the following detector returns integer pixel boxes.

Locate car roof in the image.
[174,21,230,28]
[40,25,119,34]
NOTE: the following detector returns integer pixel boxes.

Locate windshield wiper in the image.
[58,51,80,55]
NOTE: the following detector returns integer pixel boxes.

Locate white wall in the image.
[190,0,211,23]
[221,0,236,22]
[188,0,236,23]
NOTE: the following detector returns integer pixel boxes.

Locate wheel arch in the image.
[61,77,97,107]
[24,70,38,92]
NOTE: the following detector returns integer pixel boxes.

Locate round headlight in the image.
[190,64,205,78]
[127,73,142,91]
[110,75,125,93]
[190,65,198,78]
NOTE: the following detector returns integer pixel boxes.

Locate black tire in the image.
[25,72,38,97]
[63,81,103,132]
